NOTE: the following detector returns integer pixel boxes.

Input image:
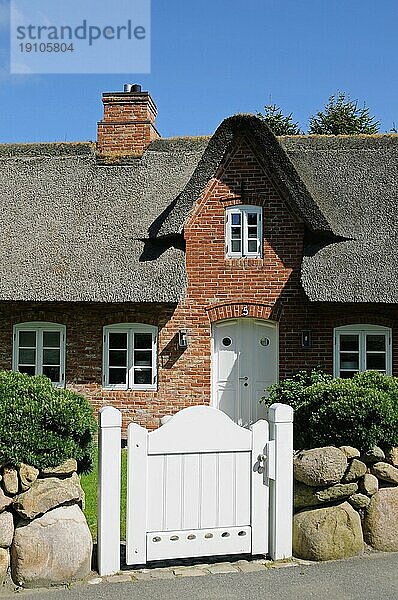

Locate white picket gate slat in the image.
[98,403,293,576]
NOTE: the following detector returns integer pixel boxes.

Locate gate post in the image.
[268,403,293,560]
[97,406,122,576]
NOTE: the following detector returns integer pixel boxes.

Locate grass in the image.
[81,448,128,542]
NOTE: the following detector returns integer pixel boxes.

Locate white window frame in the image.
[103,323,158,391]
[12,322,66,387]
[334,324,392,378]
[225,205,262,258]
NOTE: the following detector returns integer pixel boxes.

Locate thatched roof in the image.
[0,119,397,303]
[280,135,398,302]
[0,138,208,302]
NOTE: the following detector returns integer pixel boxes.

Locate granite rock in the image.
[14,473,83,519]
[294,447,347,487]
[11,504,92,588]
[293,502,363,561]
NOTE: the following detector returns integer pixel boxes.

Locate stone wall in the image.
[0,459,92,588]
[293,445,398,561]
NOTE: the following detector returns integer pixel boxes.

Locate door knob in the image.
[239,376,248,381]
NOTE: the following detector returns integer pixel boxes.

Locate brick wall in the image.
[1,134,397,433]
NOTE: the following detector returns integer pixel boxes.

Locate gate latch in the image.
[257,454,266,474]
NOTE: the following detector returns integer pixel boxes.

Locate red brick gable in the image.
[184,134,305,309]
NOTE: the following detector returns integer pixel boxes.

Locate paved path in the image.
[3,552,398,600]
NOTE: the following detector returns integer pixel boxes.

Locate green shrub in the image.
[263,370,398,451]
[0,371,97,472]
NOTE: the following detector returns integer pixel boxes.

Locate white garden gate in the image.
[97,403,293,576]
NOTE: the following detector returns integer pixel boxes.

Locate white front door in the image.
[211,319,278,427]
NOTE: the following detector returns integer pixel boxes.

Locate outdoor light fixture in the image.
[178,330,188,349]
[301,331,312,349]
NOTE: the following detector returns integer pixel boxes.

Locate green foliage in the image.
[309,92,379,135]
[257,104,302,136]
[0,371,97,473]
[263,370,398,451]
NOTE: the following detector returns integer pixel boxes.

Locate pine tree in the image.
[257,104,302,136]
[309,92,379,135]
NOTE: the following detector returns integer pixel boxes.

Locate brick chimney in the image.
[97,84,160,156]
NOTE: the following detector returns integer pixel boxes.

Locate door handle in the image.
[238,376,248,381]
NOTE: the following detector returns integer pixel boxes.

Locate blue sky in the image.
[0,0,397,142]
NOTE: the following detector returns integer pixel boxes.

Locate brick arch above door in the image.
[205,302,273,324]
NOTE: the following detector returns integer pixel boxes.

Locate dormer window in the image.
[225,205,262,258]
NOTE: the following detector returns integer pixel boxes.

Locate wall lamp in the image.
[178,330,188,349]
[301,331,312,349]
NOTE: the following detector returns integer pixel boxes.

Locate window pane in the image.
[134,333,152,349]
[247,213,258,226]
[109,332,127,349]
[340,353,359,370]
[19,331,36,347]
[248,226,258,238]
[43,331,60,348]
[134,369,152,385]
[19,365,35,376]
[340,371,357,379]
[231,227,241,239]
[43,366,61,382]
[366,354,386,370]
[19,348,35,365]
[109,368,127,385]
[134,350,152,367]
[248,240,258,253]
[231,240,241,253]
[340,335,359,352]
[43,349,60,366]
[366,335,385,352]
[109,350,127,367]
[231,213,241,225]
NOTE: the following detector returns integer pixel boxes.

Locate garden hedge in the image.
[0,371,97,472]
[263,370,398,451]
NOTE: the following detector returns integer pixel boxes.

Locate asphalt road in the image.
[4,552,398,600]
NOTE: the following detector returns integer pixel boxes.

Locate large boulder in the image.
[2,468,18,496]
[343,459,367,483]
[0,548,9,584]
[14,473,83,519]
[294,447,347,487]
[41,459,77,478]
[339,446,360,459]
[360,474,379,496]
[19,464,39,492]
[371,462,398,485]
[362,446,385,465]
[294,482,358,509]
[0,511,14,548]
[11,505,92,588]
[363,487,398,551]
[293,502,364,561]
[348,493,371,510]
[0,490,12,513]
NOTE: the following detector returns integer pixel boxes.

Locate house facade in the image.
[1,86,397,432]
